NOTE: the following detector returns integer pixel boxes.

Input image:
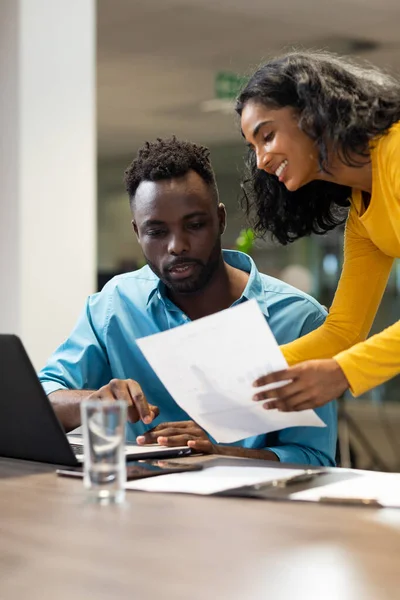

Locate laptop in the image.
[0,335,192,466]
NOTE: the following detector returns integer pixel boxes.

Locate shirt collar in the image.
[146,249,269,317]
[223,250,269,317]
[146,277,178,312]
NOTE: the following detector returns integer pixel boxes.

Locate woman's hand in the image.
[252,359,350,411]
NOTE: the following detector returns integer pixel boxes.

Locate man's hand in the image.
[136,420,218,454]
[252,359,349,411]
[88,378,159,424]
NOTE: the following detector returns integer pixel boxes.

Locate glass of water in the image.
[81,399,127,504]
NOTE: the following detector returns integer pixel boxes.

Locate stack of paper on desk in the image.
[126,465,304,495]
[137,299,325,443]
[126,465,400,507]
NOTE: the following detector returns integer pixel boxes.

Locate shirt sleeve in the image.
[267,311,337,467]
[280,207,394,396]
[387,124,400,200]
[334,126,400,394]
[335,321,400,396]
[38,293,112,395]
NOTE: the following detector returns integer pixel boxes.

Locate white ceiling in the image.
[97,0,400,159]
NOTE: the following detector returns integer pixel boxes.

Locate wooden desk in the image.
[1,457,400,600]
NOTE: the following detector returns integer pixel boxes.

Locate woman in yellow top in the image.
[237,50,400,412]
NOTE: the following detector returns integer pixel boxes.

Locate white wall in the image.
[0,0,96,369]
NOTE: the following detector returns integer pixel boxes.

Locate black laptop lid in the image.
[0,335,78,466]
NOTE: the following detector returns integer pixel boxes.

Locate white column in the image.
[0,0,96,370]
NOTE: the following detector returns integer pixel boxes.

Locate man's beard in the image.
[145,237,222,295]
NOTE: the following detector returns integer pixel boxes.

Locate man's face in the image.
[132,170,226,295]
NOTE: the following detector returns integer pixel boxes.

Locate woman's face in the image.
[240,101,320,191]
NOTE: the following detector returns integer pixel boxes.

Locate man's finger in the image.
[136,431,163,445]
[126,379,153,424]
[150,420,192,432]
[187,439,215,454]
[92,382,124,402]
[107,379,141,418]
[136,425,188,445]
[156,434,193,447]
[127,405,140,423]
[148,427,184,443]
[149,404,160,420]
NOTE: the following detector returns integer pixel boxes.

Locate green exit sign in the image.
[215,71,247,100]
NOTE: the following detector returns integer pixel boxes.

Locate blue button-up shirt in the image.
[39,250,337,466]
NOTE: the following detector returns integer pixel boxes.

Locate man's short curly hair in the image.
[124,136,219,206]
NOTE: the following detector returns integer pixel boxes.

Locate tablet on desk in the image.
[57,459,203,480]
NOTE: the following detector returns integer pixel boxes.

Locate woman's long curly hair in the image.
[235,50,400,244]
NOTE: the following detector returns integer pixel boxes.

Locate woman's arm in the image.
[252,209,395,409]
[281,207,394,366]
[335,319,400,396]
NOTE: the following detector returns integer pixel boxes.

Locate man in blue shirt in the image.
[39,137,336,466]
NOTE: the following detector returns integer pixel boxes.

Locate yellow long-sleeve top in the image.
[282,121,400,396]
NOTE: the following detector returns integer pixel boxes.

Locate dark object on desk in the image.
[57,459,203,480]
[0,335,192,466]
[318,496,383,508]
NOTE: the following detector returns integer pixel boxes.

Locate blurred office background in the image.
[97,0,400,391]
[2,0,400,468]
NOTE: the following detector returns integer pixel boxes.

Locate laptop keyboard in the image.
[70,444,84,456]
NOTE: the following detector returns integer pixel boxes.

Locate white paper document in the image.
[126,465,304,495]
[291,471,400,507]
[137,299,325,443]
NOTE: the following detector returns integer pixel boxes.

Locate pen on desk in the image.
[252,469,325,491]
[319,496,383,508]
